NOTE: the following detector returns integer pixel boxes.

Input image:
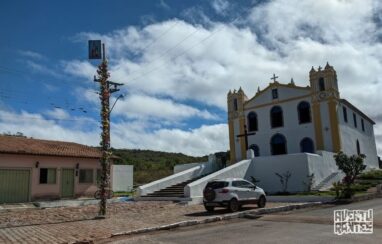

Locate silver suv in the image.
[203,178,266,212]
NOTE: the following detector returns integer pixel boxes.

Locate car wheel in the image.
[257,195,266,208]
[204,205,215,212]
[228,198,239,212]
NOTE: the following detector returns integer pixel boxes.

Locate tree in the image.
[333,152,366,198]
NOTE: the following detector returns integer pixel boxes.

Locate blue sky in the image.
[1,0,382,156]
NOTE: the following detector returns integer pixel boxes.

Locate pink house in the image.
[0,135,111,203]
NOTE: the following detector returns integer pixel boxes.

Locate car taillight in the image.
[220,188,229,193]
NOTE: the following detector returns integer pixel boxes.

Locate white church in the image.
[225,63,379,192]
[137,63,380,201]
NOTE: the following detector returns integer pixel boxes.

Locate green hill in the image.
[111,148,208,185]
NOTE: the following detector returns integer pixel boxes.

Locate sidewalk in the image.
[0,201,291,243]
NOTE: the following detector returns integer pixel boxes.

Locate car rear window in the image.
[206,181,228,189]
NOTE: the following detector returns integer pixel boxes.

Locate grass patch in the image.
[113,191,134,197]
[358,169,382,180]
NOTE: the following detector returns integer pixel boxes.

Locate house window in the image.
[249,144,260,157]
[353,113,357,128]
[270,106,283,128]
[361,119,365,132]
[343,107,348,123]
[300,138,315,153]
[319,77,325,91]
[270,133,287,155]
[297,101,311,124]
[39,168,56,184]
[79,169,93,184]
[233,99,238,111]
[272,89,278,99]
[247,112,258,131]
[356,140,361,155]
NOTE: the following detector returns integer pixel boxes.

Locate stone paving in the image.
[0,201,290,243]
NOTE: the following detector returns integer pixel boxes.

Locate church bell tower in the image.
[227,87,248,163]
[309,62,341,152]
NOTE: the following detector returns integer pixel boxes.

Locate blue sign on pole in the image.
[89,40,102,59]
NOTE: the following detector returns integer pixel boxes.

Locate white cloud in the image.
[0,109,227,156]
[26,60,62,78]
[158,0,170,11]
[111,122,228,156]
[18,50,45,60]
[45,108,70,120]
[211,0,229,15]
[0,110,100,145]
[63,60,97,80]
[113,94,218,121]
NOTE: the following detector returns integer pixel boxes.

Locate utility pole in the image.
[91,42,123,217]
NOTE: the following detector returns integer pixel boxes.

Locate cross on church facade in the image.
[236,124,256,150]
[270,73,279,83]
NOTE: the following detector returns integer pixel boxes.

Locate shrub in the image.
[333,152,366,199]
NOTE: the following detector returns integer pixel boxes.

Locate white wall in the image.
[184,159,252,200]
[245,154,310,193]
[112,165,133,192]
[244,98,316,157]
[338,103,379,168]
[243,151,339,194]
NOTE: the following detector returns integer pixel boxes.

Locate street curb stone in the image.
[110,202,322,239]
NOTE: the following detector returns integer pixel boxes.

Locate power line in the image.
[138,20,180,53]
[127,6,251,83]
[124,5,251,81]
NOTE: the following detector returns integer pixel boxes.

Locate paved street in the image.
[0,201,288,243]
[105,198,382,244]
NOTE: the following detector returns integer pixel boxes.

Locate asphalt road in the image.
[105,198,382,244]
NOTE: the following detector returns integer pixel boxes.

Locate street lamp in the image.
[109,94,124,114]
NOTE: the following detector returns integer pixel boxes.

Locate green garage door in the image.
[0,169,30,203]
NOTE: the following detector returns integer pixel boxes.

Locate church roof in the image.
[340,99,375,125]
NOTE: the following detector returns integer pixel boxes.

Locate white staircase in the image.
[312,172,344,191]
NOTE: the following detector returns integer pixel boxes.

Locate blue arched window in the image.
[298,101,311,124]
[270,106,283,128]
[247,112,258,132]
[249,144,260,157]
[270,133,287,155]
[300,137,315,153]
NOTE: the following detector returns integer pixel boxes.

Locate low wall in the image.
[137,155,216,197]
[184,159,252,202]
[246,154,311,193]
[244,151,339,194]
[112,165,134,192]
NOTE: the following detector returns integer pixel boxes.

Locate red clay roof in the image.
[0,135,101,158]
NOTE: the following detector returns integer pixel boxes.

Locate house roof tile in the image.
[0,135,101,158]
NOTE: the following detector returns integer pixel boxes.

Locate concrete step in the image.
[140,173,211,199]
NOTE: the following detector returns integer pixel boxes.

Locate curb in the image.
[110,202,322,238]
